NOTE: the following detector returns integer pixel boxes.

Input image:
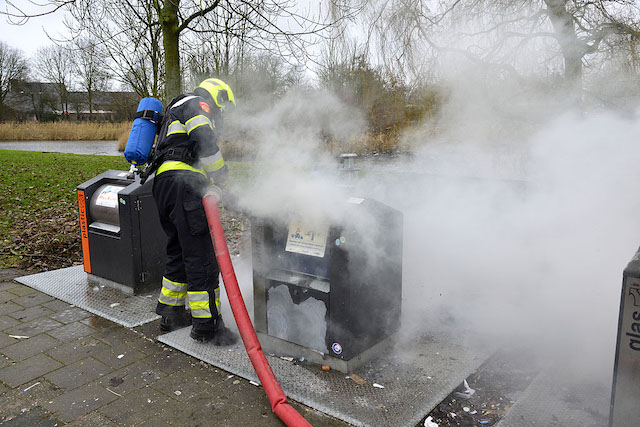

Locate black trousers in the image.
[153,170,220,331]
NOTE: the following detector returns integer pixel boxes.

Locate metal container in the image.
[252,197,403,372]
[610,247,640,426]
[77,170,166,294]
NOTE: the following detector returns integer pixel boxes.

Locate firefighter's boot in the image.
[160,310,192,332]
[190,316,238,346]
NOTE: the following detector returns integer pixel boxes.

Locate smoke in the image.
[226,87,366,223]
[361,60,640,388]
[218,87,367,324]
[391,111,640,368]
[219,11,640,395]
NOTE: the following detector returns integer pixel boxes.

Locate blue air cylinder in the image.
[124,97,163,166]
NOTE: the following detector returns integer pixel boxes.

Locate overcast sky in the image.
[0,0,69,57]
[0,0,333,85]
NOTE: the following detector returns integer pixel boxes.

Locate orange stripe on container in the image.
[77,190,91,273]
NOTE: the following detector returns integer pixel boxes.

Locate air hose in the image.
[202,194,312,427]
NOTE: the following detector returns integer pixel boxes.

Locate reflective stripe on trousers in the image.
[188,289,221,318]
[158,277,187,306]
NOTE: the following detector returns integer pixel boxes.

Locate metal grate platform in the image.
[15,266,160,328]
[497,366,610,427]
[159,327,491,426]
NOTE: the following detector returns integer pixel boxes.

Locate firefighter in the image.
[150,78,238,345]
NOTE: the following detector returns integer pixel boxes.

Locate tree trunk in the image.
[162,0,181,100]
[151,32,160,98]
[63,87,68,120]
[88,88,93,122]
[544,0,583,86]
[58,84,65,119]
[28,92,38,122]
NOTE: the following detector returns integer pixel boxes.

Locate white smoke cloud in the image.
[227,87,365,223]
[223,33,640,394]
[367,108,640,385]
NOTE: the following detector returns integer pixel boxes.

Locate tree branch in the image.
[1,0,74,23]
[178,0,221,33]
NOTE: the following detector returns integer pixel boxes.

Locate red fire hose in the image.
[203,194,312,427]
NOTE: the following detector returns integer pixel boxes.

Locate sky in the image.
[0,0,69,57]
[0,0,326,83]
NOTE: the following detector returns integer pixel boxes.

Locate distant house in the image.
[4,79,138,122]
[4,80,60,122]
[67,90,139,122]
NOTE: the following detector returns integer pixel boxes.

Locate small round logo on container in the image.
[332,342,343,354]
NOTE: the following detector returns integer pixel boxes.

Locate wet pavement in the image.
[0,268,343,426]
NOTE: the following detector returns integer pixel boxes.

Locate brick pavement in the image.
[0,269,344,426]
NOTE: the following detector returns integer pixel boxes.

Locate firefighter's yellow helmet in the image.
[196,78,236,109]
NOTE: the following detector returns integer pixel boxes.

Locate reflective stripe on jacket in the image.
[155,93,228,183]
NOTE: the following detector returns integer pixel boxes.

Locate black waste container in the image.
[77,170,166,294]
[252,196,403,372]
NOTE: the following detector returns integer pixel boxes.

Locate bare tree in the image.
[0,41,28,120]
[157,0,360,98]
[184,5,305,98]
[2,1,362,100]
[62,0,164,98]
[20,81,59,121]
[70,38,110,121]
[367,0,640,89]
[34,44,74,118]
[184,2,254,85]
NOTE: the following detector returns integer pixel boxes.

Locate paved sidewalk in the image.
[0,269,343,426]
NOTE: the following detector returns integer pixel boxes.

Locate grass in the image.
[0,150,129,270]
[0,121,131,141]
[0,150,250,271]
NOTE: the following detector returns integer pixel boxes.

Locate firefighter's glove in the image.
[205,184,223,201]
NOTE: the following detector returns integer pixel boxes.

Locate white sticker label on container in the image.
[96,185,121,208]
[285,222,328,258]
[347,197,364,204]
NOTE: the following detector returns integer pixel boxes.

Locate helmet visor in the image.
[217,89,235,110]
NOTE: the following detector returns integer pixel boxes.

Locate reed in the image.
[112,128,403,158]
[325,132,402,155]
[0,121,132,141]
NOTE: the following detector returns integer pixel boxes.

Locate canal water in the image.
[0,141,121,156]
